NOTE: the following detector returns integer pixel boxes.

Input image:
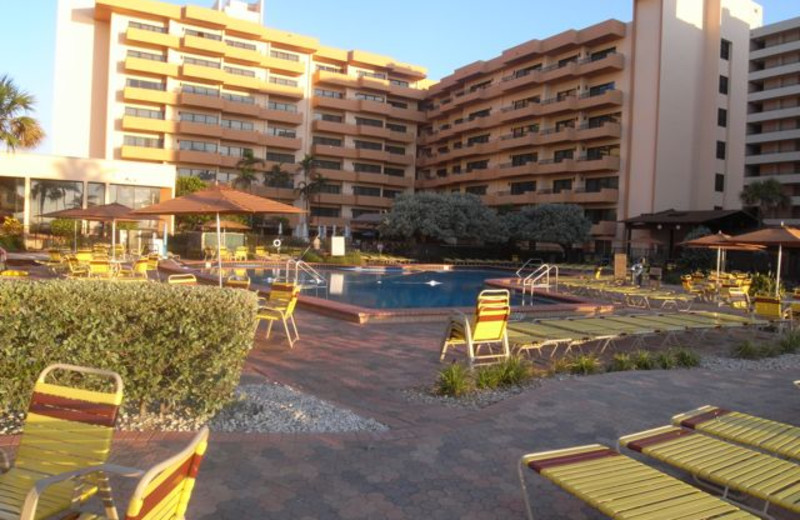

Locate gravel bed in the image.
[700,353,800,371]
[402,379,542,410]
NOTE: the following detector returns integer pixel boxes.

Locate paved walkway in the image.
[89,311,799,519]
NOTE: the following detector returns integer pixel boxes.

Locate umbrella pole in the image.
[776,245,783,298]
[73,220,78,252]
[716,247,722,302]
[112,219,116,261]
[217,212,223,288]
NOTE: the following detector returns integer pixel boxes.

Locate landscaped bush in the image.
[569,354,601,375]
[0,279,259,417]
[609,353,635,372]
[323,251,363,266]
[436,357,535,397]
[778,331,800,355]
[672,348,701,368]
[436,363,472,397]
[632,350,655,370]
[731,340,776,360]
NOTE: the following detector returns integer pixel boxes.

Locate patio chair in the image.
[753,296,792,330]
[439,289,511,366]
[167,273,197,286]
[75,250,93,264]
[518,444,756,520]
[257,282,301,347]
[19,427,209,520]
[620,425,800,517]
[117,259,149,280]
[225,276,251,290]
[672,405,800,462]
[88,260,114,278]
[0,364,123,520]
[233,246,249,262]
[254,246,269,260]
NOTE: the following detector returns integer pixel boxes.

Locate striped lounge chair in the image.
[440,289,511,366]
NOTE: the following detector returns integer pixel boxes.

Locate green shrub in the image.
[551,357,572,374]
[778,331,800,355]
[609,353,635,372]
[0,280,259,416]
[672,348,701,368]
[436,363,472,397]
[655,352,676,370]
[324,251,363,266]
[632,350,655,370]
[496,356,531,387]
[475,365,502,390]
[569,354,601,375]
[730,340,778,360]
[302,250,323,263]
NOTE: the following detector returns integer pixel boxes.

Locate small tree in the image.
[740,179,789,223]
[264,163,293,188]
[234,149,264,192]
[174,176,211,230]
[0,75,45,151]
[509,204,592,257]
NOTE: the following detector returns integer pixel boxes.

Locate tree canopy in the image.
[740,179,789,222]
[0,75,45,151]
[380,192,506,243]
[506,204,592,253]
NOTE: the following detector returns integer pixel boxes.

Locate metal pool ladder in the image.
[285,258,327,290]
[521,264,559,300]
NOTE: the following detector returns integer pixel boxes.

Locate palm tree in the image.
[263,162,292,188]
[234,149,265,192]
[295,154,317,225]
[0,75,45,151]
[740,179,790,223]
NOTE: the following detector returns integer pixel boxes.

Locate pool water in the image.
[243,268,556,309]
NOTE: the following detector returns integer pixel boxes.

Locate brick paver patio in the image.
[4,310,798,519]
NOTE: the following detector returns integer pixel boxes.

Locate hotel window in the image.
[222,92,254,104]
[178,168,217,180]
[719,75,729,95]
[270,50,300,62]
[452,165,462,174]
[586,146,614,160]
[383,189,401,199]
[510,181,536,195]
[267,152,295,163]
[555,118,576,131]
[0,177,24,221]
[352,208,379,218]
[468,109,491,120]
[385,145,406,155]
[314,112,343,123]
[269,76,298,87]
[311,206,340,217]
[584,208,617,224]
[318,183,341,194]
[316,64,344,73]
[266,127,296,138]
[353,186,382,197]
[123,135,163,148]
[183,56,220,68]
[465,185,488,195]
[178,140,217,153]
[716,141,726,160]
[720,39,731,60]
[356,117,383,127]
[588,82,615,96]
[109,185,161,211]
[355,92,384,103]
[225,39,257,51]
[221,119,254,131]
[86,182,105,207]
[585,176,618,192]
[553,179,573,193]
[386,123,407,133]
[467,134,489,146]
[128,21,165,33]
[267,100,297,112]
[219,145,252,157]
[588,114,616,128]
[224,66,255,77]
[354,140,382,151]
[389,79,410,87]
[125,107,164,119]
[315,88,343,99]
[30,180,83,222]
[182,84,218,96]
[514,64,542,78]
[466,160,488,172]
[556,88,577,101]
[127,49,166,62]
[126,78,164,91]
[384,167,405,177]
[718,108,727,127]
[715,174,725,192]
[511,153,536,167]
[558,55,579,67]
[554,149,574,162]
[387,99,408,109]
[469,80,492,93]
[313,159,342,170]
[313,136,343,147]
[354,163,382,174]
[357,70,387,80]
[185,28,222,41]
[590,47,616,61]
[180,112,219,125]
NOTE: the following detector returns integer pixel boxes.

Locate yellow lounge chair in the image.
[225,276,251,289]
[620,425,800,517]
[0,364,124,520]
[672,405,800,462]
[518,444,756,520]
[0,270,29,278]
[753,296,792,330]
[440,289,511,366]
[20,427,209,520]
[257,282,301,347]
[167,273,197,286]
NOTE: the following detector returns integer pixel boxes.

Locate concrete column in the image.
[22,177,31,234]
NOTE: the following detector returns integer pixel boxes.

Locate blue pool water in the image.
[241,267,557,309]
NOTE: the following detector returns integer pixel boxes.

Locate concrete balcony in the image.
[313,217,349,227]
[120,146,175,162]
[747,106,800,123]
[179,92,223,110]
[750,39,800,61]
[746,128,800,145]
[221,99,259,117]
[260,134,302,150]
[499,89,623,123]
[262,81,304,99]
[591,220,618,236]
[176,149,222,166]
[311,144,357,160]
[224,73,265,91]
[124,57,178,77]
[485,188,618,206]
[745,173,800,185]
[748,85,800,103]
[177,121,222,139]
[316,168,358,183]
[125,27,178,49]
[353,195,392,208]
[311,120,415,144]
[749,62,800,82]
[745,151,800,165]
[251,186,296,202]
[313,71,426,100]
[223,45,262,65]
[181,35,226,56]
[500,53,625,94]
[260,108,303,125]
[121,116,176,134]
[317,193,356,205]
[180,63,225,84]
[262,56,306,75]
[221,127,261,144]
[122,87,177,105]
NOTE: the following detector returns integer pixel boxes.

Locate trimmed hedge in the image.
[0,279,259,416]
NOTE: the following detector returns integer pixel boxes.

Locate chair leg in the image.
[265,320,274,339]
[518,458,535,520]
[283,319,295,348]
[97,473,119,520]
[290,315,299,339]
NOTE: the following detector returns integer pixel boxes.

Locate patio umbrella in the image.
[731,224,800,297]
[43,202,148,258]
[132,184,303,287]
[201,219,251,231]
[679,231,765,295]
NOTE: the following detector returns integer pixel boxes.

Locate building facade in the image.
[51,0,764,247]
[746,15,800,225]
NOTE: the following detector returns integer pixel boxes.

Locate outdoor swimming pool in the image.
[239,267,557,309]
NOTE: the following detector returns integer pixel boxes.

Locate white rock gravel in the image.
[700,353,800,371]
[402,380,542,410]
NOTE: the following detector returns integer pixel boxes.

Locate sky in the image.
[2,0,798,154]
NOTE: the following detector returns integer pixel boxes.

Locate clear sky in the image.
[2,0,798,153]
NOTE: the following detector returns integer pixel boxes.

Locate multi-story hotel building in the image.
[50,0,763,247]
[746,15,800,225]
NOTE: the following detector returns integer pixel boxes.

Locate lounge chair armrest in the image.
[20,464,145,520]
[258,306,287,319]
